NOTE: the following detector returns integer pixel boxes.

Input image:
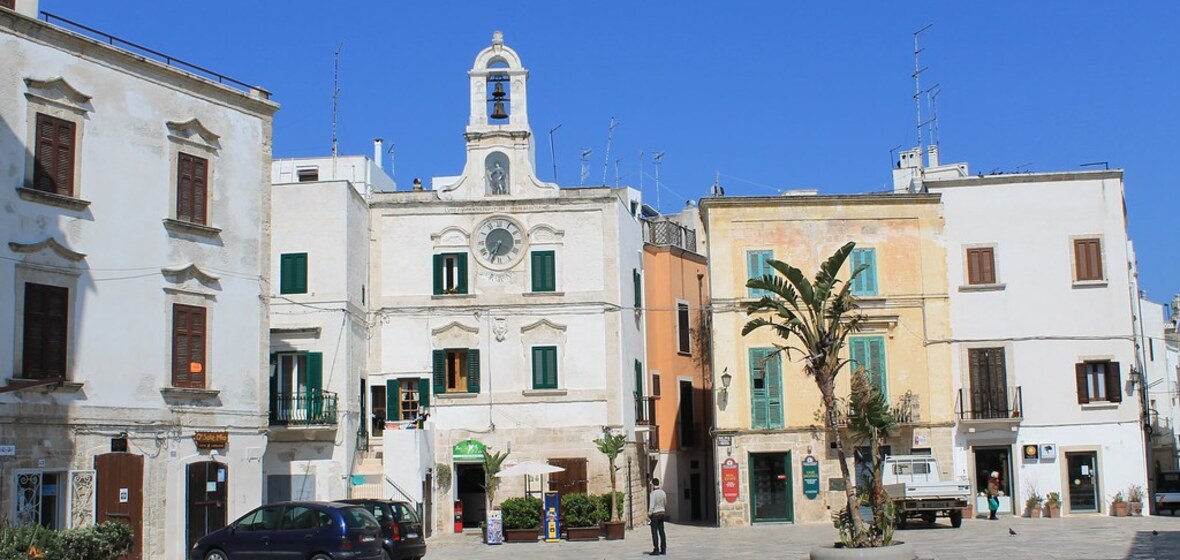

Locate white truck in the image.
[882,455,971,528]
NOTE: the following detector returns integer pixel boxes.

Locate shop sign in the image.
[452,439,487,462]
[0,445,15,456]
[716,435,732,447]
[802,455,820,500]
[721,458,740,503]
[194,431,228,449]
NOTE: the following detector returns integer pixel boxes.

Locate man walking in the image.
[648,478,667,555]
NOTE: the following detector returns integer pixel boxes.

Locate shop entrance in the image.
[96,453,143,560]
[186,461,227,551]
[1066,451,1099,512]
[972,446,1013,514]
[750,452,792,523]
[455,463,487,528]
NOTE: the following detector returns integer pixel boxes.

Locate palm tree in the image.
[483,449,510,510]
[594,431,627,521]
[846,365,899,545]
[742,242,879,544]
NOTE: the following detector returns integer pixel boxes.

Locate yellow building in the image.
[699,193,952,526]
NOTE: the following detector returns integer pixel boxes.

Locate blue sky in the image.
[46,1,1178,303]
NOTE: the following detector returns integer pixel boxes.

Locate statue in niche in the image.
[487,161,508,194]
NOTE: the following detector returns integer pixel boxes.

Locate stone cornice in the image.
[8,238,86,261]
[431,321,480,336]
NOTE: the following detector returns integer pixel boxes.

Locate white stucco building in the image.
[1140,298,1178,473]
[369,32,647,534]
[0,2,276,558]
[265,154,393,504]
[903,151,1150,516]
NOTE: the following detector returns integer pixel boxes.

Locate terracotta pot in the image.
[1026,506,1041,518]
[1111,502,1129,517]
[602,521,626,540]
[566,526,601,541]
[503,528,539,543]
[1129,501,1143,516]
[1044,504,1060,518]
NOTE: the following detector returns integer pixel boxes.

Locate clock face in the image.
[474,216,526,269]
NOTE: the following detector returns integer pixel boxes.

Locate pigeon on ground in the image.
[1153,530,1159,536]
[1008,528,1017,536]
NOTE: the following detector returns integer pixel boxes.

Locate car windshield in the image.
[391,502,419,523]
[342,507,379,530]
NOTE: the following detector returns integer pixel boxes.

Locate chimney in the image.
[927,144,940,167]
[373,138,384,170]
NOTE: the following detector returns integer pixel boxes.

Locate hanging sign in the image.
[452,439,487,462]
[721,458,740,503]
[802,455,820,500]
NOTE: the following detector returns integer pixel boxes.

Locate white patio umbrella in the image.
[495,460,565,478]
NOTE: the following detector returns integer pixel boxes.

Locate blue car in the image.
[340,499,427,560]
[190,501,383,560]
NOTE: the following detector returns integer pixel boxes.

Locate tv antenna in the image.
[331,42,344,158]
[548,124,562,183]
[888,144,903,169]
[602,117,618,185]
[652,152,666,213]
[912,24,932,153]
[638,150,645,192]
[579,149,593,186]
[387,143,395,179]
[927,85,943,148]
[615,157,624,187]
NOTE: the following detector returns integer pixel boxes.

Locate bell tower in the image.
[439,31,556,200]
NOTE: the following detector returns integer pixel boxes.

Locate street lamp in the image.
[717,368,732,399]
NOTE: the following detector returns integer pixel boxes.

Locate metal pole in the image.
[627,456,634,529]
[548,124,562,183]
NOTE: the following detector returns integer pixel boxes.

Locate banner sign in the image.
[721,458,740,503]
[802,455,820,500]
[452,439,487,462]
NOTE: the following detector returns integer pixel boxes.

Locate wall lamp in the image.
[717,367,732,398]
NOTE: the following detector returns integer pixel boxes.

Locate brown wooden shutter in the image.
[1075,363,1090,404]
[1074,239,1103,281]
[173,304,207,388]
[177,153,209,224]
[547,458,588,495]
[22,283,68,379]
[1107,361,1122,403]
[192,156,208,224]
[966,248,996,285]
[34,114,75,196]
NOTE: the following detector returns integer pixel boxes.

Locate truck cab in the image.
[882,455,971,528]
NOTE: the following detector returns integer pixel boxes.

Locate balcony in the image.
[957,387,1023,422]
[642,219,698,253]
[635,395,657,426]
[270,390,339,427]
[829,391,923,427]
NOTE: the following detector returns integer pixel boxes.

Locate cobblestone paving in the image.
[428,515,1180,560]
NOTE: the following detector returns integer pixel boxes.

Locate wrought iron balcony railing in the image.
[642,219,698,253]
[828,391,922,427]
[270,390,339,426]
[635,395,657,426]
[957,386,1023,421]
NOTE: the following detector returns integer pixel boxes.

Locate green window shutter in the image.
[432,254,444,295]
[532,346,558,389]
[766,351,783,429]
[749,348,770,429]
[633,269,642,309]
[279,254,291,293]
[532,251,556,292]
[747,250,772,298]
[419,377,430,410]
[867,336,887,399]
[295,253,308,293]
[306,352,323,419]
[280,253,307,294]
[635,360,644,400]
[432,350,446,394]
[466,349,480,393]
[268,354,278,421]
[387,379,399,421]
[851,249,877,296]
[456,254,469,294]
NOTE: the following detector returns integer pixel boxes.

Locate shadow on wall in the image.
[0,102,97,532]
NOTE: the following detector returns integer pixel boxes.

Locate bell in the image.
[490,101,508,120]
[492,82,506,99]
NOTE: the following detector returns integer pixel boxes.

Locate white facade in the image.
[369,32,646,534]
[1141,298,1179,472]
[0,4,276,559]
[265,155,388,503]
[925,169,1149,516]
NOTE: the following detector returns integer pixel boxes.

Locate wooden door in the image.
[96,453,143,560]
[968,348,1009,419]
[547,458,588,495]
[187,461,227,551]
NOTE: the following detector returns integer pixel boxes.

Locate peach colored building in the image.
[640,208,716,523]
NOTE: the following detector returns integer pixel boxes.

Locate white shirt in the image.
[649,487,667,515]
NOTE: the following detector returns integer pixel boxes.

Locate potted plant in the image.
[482,448,509,543]
[500,497,542,543]
[594,431,628,540]
[560,493,603,541]
[1127,484,1144,516]
[745,243,914,559]
[1044,492,1061,518]
[1111,491,1128,517]
[1025,492,1043,518]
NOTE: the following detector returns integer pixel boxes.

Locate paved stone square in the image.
[429,515,1180,559]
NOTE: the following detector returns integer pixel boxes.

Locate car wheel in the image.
[949,510,963,528]
[204,550,229,560]
[310,555,332,560]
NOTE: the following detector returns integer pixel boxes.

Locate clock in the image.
[474,216,527,269]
